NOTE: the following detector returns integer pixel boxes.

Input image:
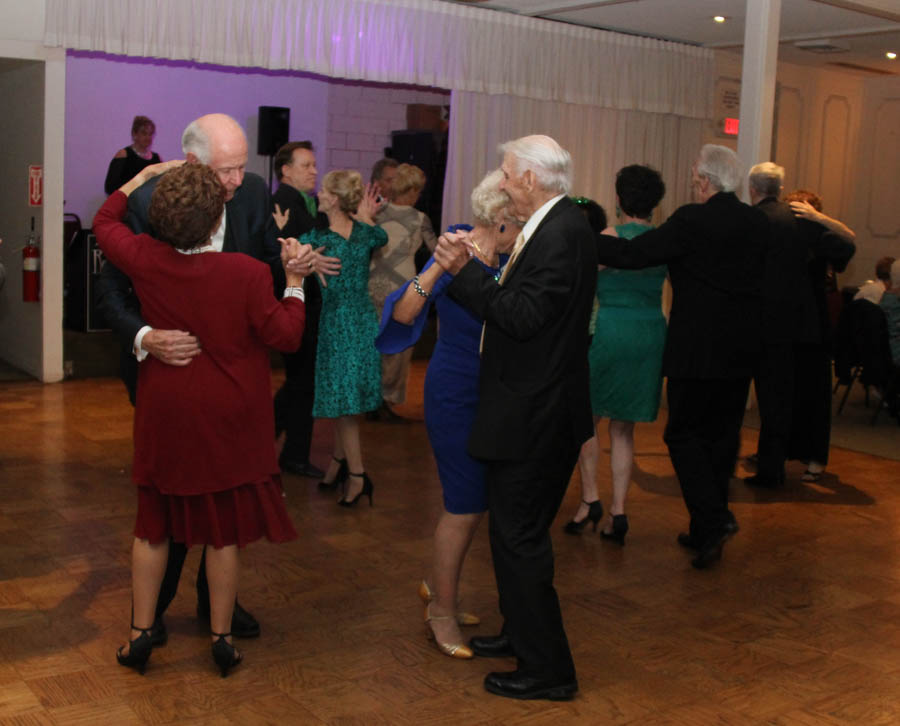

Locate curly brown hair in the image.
[876,256,896,283]
[131,115,155,136]
[148,164,225,250]
[784,189,823,212]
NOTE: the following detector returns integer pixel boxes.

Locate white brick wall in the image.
[325,81,449,182]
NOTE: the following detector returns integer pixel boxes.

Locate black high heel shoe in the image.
[600,514,629,545]
[564,500,603,535]
[116,622,154,675]
[339,472,373,507]
[211,631,243,678]
[318,456,348,491]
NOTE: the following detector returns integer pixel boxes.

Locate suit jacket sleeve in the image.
[239,174,281,294]
[95,178,157,347]
[594,212,689,269]
[449,220,582,343]
[811,228,856,273]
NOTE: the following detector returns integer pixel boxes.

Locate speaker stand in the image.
[266,155,275,192]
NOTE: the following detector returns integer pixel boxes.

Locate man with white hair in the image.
[97,113,289,647]
[594,144,771,569]
[434,135,596,700]
[745,161,848,489]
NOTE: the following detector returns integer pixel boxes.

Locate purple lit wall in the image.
[64,52,450,227]
[65,52,330,224]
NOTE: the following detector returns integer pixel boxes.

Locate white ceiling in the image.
[444,0,900,75]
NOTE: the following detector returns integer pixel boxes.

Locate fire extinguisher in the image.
[23,216,40,302]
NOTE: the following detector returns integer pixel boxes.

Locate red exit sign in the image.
[723,117,740,136]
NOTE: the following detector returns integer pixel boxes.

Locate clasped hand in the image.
[280,238,341,287]
[433,231,475,275]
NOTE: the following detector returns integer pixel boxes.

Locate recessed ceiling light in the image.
[713,16,727,23]
[887,52,897,60]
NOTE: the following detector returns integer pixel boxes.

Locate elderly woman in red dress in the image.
[93,161,310,677]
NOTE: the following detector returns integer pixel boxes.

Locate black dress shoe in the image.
[691,528,736,570]
[149,616,168,647]
[679,515,740,550]
[484,670,578,701]
[469,634,515,658]
[197,600,261,638]
[279,457,326,479]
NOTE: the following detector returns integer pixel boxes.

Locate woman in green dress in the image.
[565,165,667,543]
[300,170,387,506]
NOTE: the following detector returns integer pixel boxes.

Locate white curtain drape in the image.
[442,90,705,229]
[45,0,713,118]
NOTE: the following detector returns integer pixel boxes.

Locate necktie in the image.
[480,232,526,354]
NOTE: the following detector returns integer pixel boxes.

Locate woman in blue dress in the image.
[564,165,667,545]
[301,170,387,506]
[376,170,520,659]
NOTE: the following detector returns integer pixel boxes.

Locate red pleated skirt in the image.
[134,476,297,549]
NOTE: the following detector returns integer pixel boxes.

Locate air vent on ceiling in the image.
[793,39,850,54]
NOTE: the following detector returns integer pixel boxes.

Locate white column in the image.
[41,46,66,383]
[737,0,781,191]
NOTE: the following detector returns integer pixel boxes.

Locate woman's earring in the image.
[499,224,506,233]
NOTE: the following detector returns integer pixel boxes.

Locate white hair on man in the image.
[697,144,743,194]
[499,135,573,195]
[748,162,785,198]
[181,120,212,163]
[470,169,510,226]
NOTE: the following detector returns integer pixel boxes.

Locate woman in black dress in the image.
[104,115,162,195]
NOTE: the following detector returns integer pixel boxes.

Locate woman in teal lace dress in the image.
[300,170,387,506]
[565,165,667,544]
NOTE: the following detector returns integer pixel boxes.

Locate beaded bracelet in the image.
[412,275,430,298]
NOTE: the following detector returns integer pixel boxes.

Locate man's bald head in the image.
[182,113,248,201]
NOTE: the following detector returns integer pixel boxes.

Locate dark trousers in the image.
[155,543,207,618]
[274,296,319,464]
[484,445,580,680]
[789,344,832,465]
[753,343,794,481]
[664,377,751,544]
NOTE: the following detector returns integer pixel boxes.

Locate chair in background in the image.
[833,298,892,417]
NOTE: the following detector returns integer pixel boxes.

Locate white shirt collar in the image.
[210,207,227,252]
[176,243,216,255]
[521,194,565,244]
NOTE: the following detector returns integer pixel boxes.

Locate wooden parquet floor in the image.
[1,362,899,725]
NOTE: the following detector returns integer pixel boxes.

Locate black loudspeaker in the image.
[390,130,437,171]
[257,106,290,156]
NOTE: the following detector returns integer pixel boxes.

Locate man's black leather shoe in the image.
[484,670,577,701]
[470,634,515,658]
[279,457,325,479]
[149,616,168,647]
[680,517,739,552]
[691,528,736,570]
[197,599,261,638]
